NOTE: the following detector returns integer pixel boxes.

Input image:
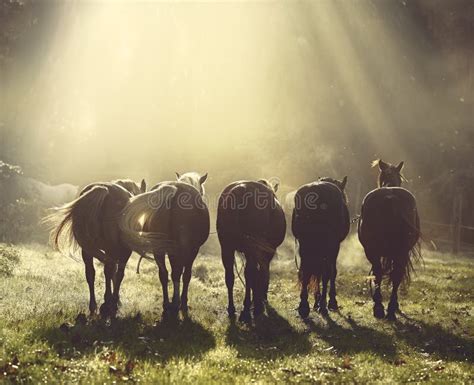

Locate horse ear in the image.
[199,173,208,185]
[396,161,404,172]
[175,172,180,180]
[140,179,147,193]
[341,176,348,190]
[273,183,279,192]
[378,160,389,171]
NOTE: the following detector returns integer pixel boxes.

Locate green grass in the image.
[0,236,473,384]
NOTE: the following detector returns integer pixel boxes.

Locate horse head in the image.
[372,159,405,187]
[257,178,279,193]
[175,172,208,195]
[113,179,147,196]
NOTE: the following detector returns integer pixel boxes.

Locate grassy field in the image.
[0,236,473,384]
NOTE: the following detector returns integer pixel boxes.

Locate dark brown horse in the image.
[45,178,146,318]
[120,172,209,313]
[292,177,350,318]
[359,160,421,320]
[217,180,286,322]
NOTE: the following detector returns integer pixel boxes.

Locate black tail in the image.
[297,236,335,292]
[381,195,422,285]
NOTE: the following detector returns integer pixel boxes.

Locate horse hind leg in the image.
[100,260,118,319]
[318,265,330,316]
[82,250,97,315]
[221,245,236,317]
[328,261,338,311]
[298,269,311,318]
[239,259,254,323]
[112,250,131,310]
[386,254,406,321]
[180,247,199,314]
[370,255,385,319]
[313,276,321,311]
[154,253,170,311]
[328,245,340,311]
[169,255,183,313]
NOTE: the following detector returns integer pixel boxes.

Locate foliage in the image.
[0,198,45,243]
[0,161,47,243]
[0,243,20,277]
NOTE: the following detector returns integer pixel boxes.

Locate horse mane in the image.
[371,159,381,168]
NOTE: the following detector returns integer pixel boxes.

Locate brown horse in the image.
[292,177,350,318]
[217,180,286,322]
[120,172,209,313]
[45,179,146,318]
[358,160,421,320]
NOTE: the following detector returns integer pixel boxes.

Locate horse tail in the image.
[42,185,109,260]
[296,239,333,293]
[381,195,422,286]
[119,185,178,255]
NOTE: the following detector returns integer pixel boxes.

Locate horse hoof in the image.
[328,300,339,311]
[386,312,397,321]
[169,306,179,314]
[374,306,385,319]
[298,302,310,319]
[239,310,251,324]
[387,302,399,315]
[75,313,87,326]
[253,308,264,319]
[99,303,110,319]
[227,306,236,318]
[89,304,97,315]
[318,307,329,317]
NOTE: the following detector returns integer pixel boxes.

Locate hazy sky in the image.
[2,1,472,200]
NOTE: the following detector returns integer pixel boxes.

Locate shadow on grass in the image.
[304,312,397,361]
[34,313,216,362]
[225,305,312,359]
[393,313,474,363]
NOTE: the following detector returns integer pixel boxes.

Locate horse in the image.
[217,179,286,322]
[358,160,421,320]
[292,176,350,318]
[44,178,146,318]
[120,172,209,313]
[113,178,147,196]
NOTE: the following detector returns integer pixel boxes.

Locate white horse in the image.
[175,172,208,195]
[284,190,297,213]
[7,176,78,207]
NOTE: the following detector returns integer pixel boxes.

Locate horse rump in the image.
[119,184,178,256]
[43,185,109,259]
[361,189,422,286]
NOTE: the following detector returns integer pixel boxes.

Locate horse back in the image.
[217,181,286,251]
[359,187,420,251]
[292,181,349,242]
[149,181,210,248]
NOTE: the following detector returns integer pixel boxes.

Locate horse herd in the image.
[46,159,421,323]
